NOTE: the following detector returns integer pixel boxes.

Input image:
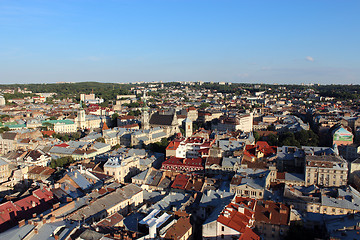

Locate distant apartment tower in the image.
[0,96,5,106]
[80,93,95,102]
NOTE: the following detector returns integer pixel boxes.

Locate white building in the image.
[215,113,253,133]
[104,155,140,183]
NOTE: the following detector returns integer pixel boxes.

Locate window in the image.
[222,226,224,231]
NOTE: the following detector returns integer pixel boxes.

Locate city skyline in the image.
[1,0,359,84]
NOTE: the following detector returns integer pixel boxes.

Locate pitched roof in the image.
[239,227,260,240]
[171,174,190,190]
[96,212,124,228]
[149,112,175,126]
[165,217,192,240]
[254,200,289,226]
[166,141,181,150]
[217,197,255,234]
[0,202,20,225]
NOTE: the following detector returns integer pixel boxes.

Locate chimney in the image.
[53,202,60,209]
[18,219,26,227]
[238,207,245,213]
[280,209,287,214]
[149,222,157,238]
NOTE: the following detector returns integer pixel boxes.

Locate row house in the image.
[166,137,214,159]
[161,156,204,173]
[284,185,360,217]
[67,184,143,223]
[305,155,348,187]
[0,187,56,232]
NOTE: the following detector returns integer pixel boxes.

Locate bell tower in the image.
[141,90,150,130]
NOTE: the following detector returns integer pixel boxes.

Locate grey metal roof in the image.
[29,220,76,240]
[285,173,305,182]
[150,192,189,211]
[321,186,360,211]
[222,157,241,168]
[132,169,149,181]
[199,189,234,208]
[152,131,166,139]
[67,170,92,190]
[70,184,142,221]
[0,224,34,240]
[50,146,74,155]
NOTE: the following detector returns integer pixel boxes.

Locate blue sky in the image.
[0,0,359,84]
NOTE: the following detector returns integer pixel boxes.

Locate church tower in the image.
[141,90,150,130]
[184,118,192,138]
[78,101,86,129]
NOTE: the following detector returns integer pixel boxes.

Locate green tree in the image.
[266,134,279,146]
[278,132,300,147]
[111,144,121,150]
[253,131,260,142]
[128,110,141,116]
[95,137,105,143]
[0,126,10,133]
[199,102,210,110]
[50,156,74,169]
[149,138,169,153]
[43,122,54,130]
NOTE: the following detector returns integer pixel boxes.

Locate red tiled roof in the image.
[171,174,190,190]
[165,217,192,240]
[276,172,286,180]
[217,197,256,234]
[244,141,277,159]
[254,200,289,226]
[239,227,260,240]
[0,202,20,225]
[97,212,124,228]
[118,115,135,120]
[166,141,181,150]
[14,195,41,210]
[205,157,222,166]
[41,130,55,136]
[33,188,54,202]
[55,143,69,148]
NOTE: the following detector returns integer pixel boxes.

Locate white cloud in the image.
[237,73,249,78]
[306,56,314,62]
[261,66,272,71]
